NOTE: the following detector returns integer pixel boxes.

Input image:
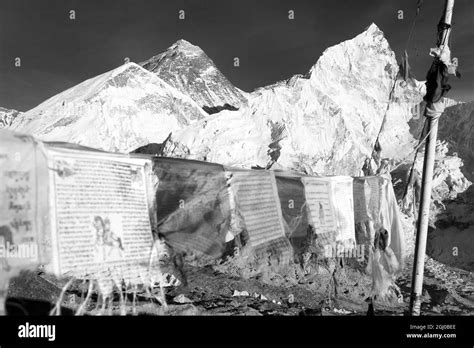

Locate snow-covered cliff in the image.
[437,101,474,181]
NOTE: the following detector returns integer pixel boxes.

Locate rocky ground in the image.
[5,247,473,316]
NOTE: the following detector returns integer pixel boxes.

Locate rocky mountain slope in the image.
[436,101,474,182]
[0,107,21,128]
[413,101,474,273]
[140,39,247,113]
[8,63,207,153]
[427,184,474,272]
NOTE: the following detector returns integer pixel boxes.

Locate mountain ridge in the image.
[166,23,426,175]
[9,62,208,153]
[140,39,248,112]
[7,23,461,177]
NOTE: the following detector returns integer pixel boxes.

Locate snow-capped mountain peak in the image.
[171,39,204,57]
[167,23,425,175]
[140,40,247,112]
[8,23,428,176]
[9,62,208,152]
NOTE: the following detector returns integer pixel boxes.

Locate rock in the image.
[392,142,471,209]
[0,107,21,129]
[239,307,263,316]
[445,304,462,313]
[158,273,182,288]
[257,301,274,312]
[260,294,268,301]
[173,294,193,304]
[164,303,200,316]
[422,289,431,302]
[131,142,167,156]
[332,308,352,314]
[299,307,322,316]
[232,290,250,297]
[7,271,62,304]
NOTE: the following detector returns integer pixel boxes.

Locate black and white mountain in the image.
[8,63,207,153]
[140,39,248,113]
[8,23,467,179]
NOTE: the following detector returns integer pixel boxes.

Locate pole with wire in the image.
[409,0,455,316]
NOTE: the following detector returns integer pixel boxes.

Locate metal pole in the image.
[409,0,455,316]
[0,278,8,315]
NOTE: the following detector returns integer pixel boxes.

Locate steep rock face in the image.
[419,102,474,272]
[429,143,471,202]
[427,185,474,272]
[397,98,472,206]
[141,40,247,112]
[392,141,471,214]
[436,101,474,181]
[0,107,21,128]
[9,63,207,153]
[168,24,425,175]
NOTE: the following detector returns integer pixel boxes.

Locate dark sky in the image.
[1,0,473,111]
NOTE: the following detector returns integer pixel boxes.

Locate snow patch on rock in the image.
[0,107,22,129]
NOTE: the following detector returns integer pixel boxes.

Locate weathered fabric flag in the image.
[225,168,292,265]
[152,157,231,258]
[0,130,163,299]
[274,172,310,260]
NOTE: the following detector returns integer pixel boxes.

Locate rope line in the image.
[370,79,398,161]
[406,0,424,52]
[392,117,435,174]
[370,0,425,163]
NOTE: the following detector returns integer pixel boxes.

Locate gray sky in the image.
[1,0,473,111]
